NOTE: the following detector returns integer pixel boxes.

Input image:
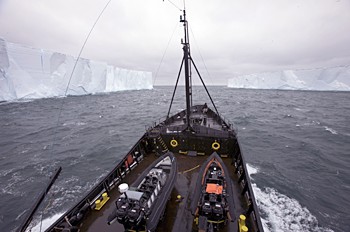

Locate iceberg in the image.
[227,67,350,91]
[0,38,153,101]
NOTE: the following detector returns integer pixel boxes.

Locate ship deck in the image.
[80,152,245,232]
[165,111,225,131]
[45,105,262,232]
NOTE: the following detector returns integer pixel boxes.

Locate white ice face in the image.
[0,38,153,101]
[227,67,350,91]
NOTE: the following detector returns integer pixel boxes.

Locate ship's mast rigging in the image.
[167,10,220,131]
[181,10,193,131]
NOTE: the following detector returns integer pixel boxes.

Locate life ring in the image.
[212,141,220,150]
[170,139,178,148]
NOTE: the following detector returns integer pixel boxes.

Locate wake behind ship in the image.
[19,8,264,232]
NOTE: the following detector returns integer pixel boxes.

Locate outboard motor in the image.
[116,183,130,223]
[108,183,131,225]
[127,205,145,227]
[116,201,130,223]
[212,203,224,221]
[202,201,212,217]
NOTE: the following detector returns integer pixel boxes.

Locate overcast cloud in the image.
[1,0,349,85]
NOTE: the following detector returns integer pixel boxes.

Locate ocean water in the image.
[0,87,349,232]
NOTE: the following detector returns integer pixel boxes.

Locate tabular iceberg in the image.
[227,67,350,91]
[0,38,153,101]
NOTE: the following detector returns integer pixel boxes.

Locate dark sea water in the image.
[0,87,349,232]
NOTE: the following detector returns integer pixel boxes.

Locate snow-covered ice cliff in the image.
[0,38,153,101]
[227,67,350,91]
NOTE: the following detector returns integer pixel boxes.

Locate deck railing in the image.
[45,135,148,231]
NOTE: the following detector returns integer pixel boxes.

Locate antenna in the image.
[118,183,129,199]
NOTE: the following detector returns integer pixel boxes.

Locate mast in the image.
[167,9,220,124]
[180,10,192,131]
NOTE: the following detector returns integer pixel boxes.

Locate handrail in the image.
[45,135,147,231]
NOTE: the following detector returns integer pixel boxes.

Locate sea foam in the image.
[246,164,333,232]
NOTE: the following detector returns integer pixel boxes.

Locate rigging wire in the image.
[153,21,180,86]
[166,0,183,11]
[61,0,113,100]
[154,0,184,85]
[38,0,113,231]
[189,25,215,86]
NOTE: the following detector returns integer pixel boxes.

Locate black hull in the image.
[146,153,177,231]
[25,8,267,232]
[191,152,238,231]
[190,152,236,217]
[14,7,267,232]
[43,105,263,232]
[117,152,177,231]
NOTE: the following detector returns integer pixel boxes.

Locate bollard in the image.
[239,214,248,232]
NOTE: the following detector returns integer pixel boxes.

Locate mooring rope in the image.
[179,164,200,174]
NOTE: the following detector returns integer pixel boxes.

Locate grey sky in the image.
[1,0,349,85]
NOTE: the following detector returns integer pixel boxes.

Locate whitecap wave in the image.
[29,212,64,232]
[252,185,333,232]
[246,163,333,232]
[323,126,338,135]
[246,163,259,176]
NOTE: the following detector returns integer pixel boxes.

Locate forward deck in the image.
[45,105,263,232]
[25,7,266,232]
[80,153,246,232]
